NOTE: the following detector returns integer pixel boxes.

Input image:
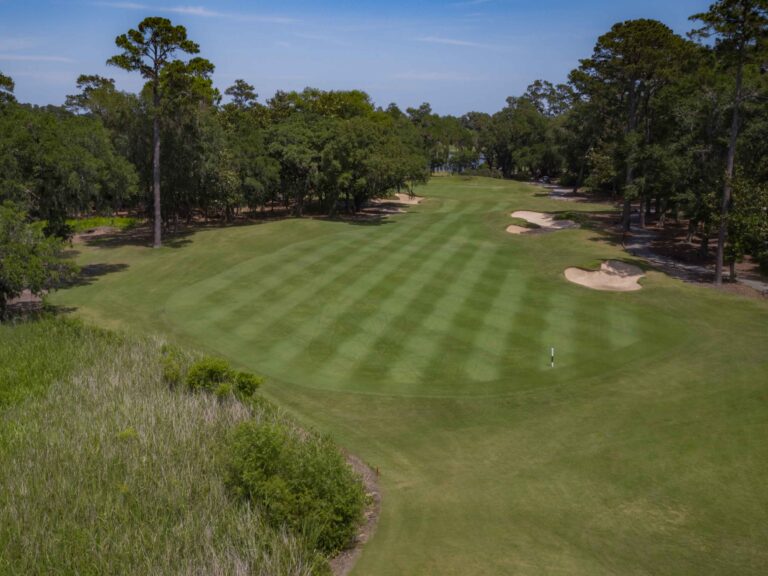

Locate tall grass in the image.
[0,320,329,575]
[0,317,108,408]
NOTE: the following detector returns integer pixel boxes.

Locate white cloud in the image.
[417,35,483,47]
[95,2,295,23]
[293,32,350,46]
[416,35,510,51]
[0,54,74,63]
[393,71,483,82]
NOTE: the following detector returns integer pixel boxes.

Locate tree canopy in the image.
[0,202,77,318]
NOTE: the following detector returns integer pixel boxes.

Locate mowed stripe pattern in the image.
[165,192,658,397]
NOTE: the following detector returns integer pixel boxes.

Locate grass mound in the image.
[0,317,363,575]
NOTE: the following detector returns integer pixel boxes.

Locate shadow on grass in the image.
[80,226,195,250]
[69,263,131,287]
[77,209,400,251]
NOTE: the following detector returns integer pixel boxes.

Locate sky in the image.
[0,0,713,115]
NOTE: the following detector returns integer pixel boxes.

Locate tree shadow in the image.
[67,263,131,287]
[531,192,594,203]
[79,226,194,250]
[316,213,396,227]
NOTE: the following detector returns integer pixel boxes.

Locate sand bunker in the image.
[365,193,422,216]
[508,211,578,234]
[393,193,422,205]
[369,193,422,210]
[565,260,645,292]
[506,224,531,235]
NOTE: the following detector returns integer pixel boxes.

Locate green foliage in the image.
[224,79,258,109]
[160,343,186,387]
[116,426,139,441]
[690,0,768,65]
[0,105,139,236]
[0,202,78,318]
[184,356,263,399]
[227,421,366,555]
[727,178,768,265]
[0,316,98,407]
[0,70,15,104]
[66,216,139,233]
[214,382,234,400]
[107,17,201,82]
[186,357,234,391]
[234,371,263,398]
[0,318,329,574]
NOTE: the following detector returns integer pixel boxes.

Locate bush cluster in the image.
[462,166,503,179]
[185,356,263,400]
[159,347,365,558]
[226,421,366,555]
[160,349,263,401]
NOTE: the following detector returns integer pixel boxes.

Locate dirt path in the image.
[330,453,382,576]
[531,180,768,297]
[537,182,589,202]
[623,214,768,296]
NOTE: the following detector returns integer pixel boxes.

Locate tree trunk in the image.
[639,197,646,228]
[574,160,586,194]
[623,87,638,233]
[729,259,737,281]
[152,88,162,249]
[686,220,696,243]
[700,233,710,260]
[622,196,632,232]
[715,51,744,285]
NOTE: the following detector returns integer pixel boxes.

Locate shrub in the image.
[215,382,234,400]
[234,371,263,398]
[226,421,366,555]
[463,166,503,179]
[186,357,234,392]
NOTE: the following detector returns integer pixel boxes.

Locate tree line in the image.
[1,0,767,288]
[0,17,430,250]
[432,2,768,284]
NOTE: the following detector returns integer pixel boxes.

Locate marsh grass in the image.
[0,320,329,575]
[0,317,107,408]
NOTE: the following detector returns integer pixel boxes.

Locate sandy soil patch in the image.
[565,260,645,292]
[364,194,423,216]
[506,224,531,235]
[511,211,578,231]
[393,193,422,205]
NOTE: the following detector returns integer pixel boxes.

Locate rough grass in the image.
[0,317,103,408]
[50,177,768,575]
[67,216,140,233]
[0,319,329,575]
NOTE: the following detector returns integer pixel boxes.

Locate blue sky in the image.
[0,0,711,115]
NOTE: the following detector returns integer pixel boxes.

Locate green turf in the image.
[50,177,768,575]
